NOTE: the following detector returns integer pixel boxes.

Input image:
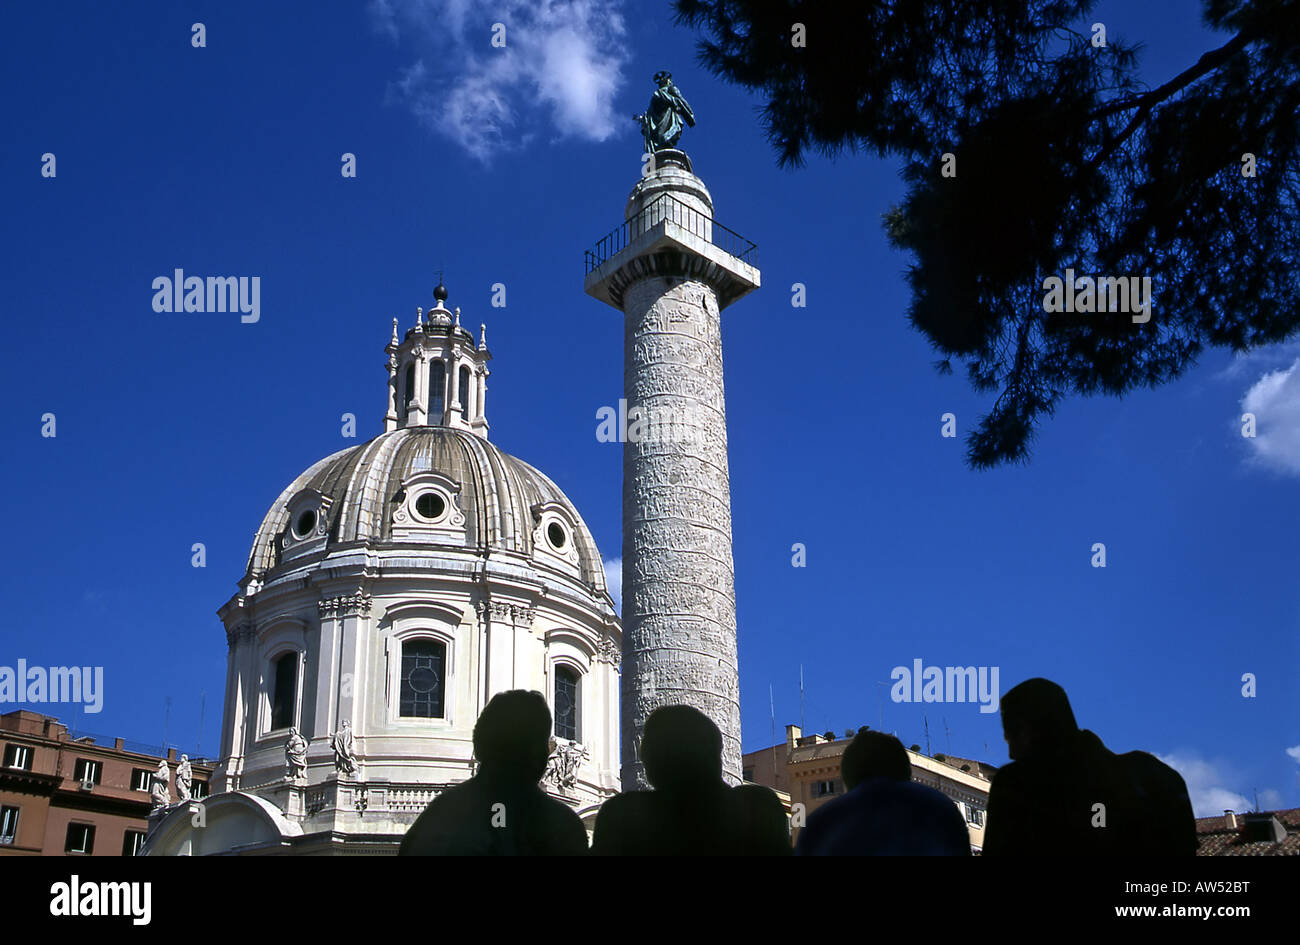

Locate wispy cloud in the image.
[370,0,629,162]
[1239,358,1300,476]
[1287,745,1300,765]
[603,556,621,614]
[1157,751,1267,818]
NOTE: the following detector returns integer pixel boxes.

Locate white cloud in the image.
[370,0,629,162]
[1287,745,1300,764]
[603,556,621,614]
[1259,788,1284,810]
[1157,752,1251,818]
[1240,358,1300,475]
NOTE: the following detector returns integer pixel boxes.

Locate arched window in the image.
[403,363,415,416]
[400,639,446,718]
[429,360,446,422]
[271,653,298,730]
[458,365,472,419]
[554,666,579,741]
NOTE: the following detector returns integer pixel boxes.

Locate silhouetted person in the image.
[795,731,971,855]
[399,690,588,855]
[591,705,790,855]
[983,677,1196,856]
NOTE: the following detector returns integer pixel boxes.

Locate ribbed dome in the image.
[245,426,609,595]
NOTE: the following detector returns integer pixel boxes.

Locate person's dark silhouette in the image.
[795,731,971,855]
[591,705,790,855]
[983,677,1196,855]
[399,690,588,855]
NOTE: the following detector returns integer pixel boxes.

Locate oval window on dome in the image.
[294,509,317,539]
[547,521,567,550]
[414,491,446,521]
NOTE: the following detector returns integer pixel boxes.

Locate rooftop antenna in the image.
[769,684,777,776]
[943,717,952,755]
[162,695,172,754]
[799,664,805,732]
[923,712,931,757]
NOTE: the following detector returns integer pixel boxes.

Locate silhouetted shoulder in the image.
[399,779,492,856]
[400,778,588,856]
[536,791,591,856]
[730,784,792,855]
[984,760,1052,856]
[590,791,654,855]
[1117,750,1197,855]
[797,778,969,856]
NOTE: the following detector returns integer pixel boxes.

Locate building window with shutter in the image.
[74,758,102,787]
[3,744,32,771]
[122,830,146,856]
[65,823,95,855]
[0,806,18,845]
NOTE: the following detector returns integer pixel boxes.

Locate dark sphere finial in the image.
[433,282,448,304]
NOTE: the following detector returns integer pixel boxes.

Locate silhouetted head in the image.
[840,731,911,789]
[999,678,1078,762]
[641,705,722,791]
[473,690,552,783]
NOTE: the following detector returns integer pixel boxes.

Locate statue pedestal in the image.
[651,148,692,173]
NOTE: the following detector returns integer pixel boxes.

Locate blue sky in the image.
[1,0,1296,817]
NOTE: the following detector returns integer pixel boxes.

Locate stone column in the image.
[584,151,760,789]
[621,276,740,786]
[476,369,487,425]
[449,353,462,423]
[410,345,428,426]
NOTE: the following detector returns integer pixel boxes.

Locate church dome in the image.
[244,425,610,599]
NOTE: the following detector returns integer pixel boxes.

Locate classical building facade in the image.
[0,710,212,856]
[144,286,621,855]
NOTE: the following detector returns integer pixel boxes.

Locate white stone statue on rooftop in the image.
[150,758,171,811]
[175,754,193,802]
